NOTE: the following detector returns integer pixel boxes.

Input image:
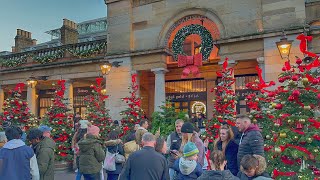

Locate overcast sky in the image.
[0,0,107,52]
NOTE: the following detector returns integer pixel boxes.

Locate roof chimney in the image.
[14,29,35,52]
[60,18,78,44]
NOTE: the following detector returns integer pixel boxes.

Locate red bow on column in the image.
[178,53,203,78]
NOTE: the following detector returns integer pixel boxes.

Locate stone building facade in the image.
[0,0,319,121]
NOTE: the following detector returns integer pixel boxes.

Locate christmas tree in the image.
[0,83,38,131]
[42,80,73,161]
[265,34,320,179]
[245,66,276,147]
[120,74,144,137]
[205,58,237,140]
[84,77,112,139]
[151,100,187,137]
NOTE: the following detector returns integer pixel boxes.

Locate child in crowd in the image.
[238,154,272,180]
[173,142,203,180]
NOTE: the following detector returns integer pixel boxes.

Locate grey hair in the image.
[142,132,155,142]
[0,132,7,143]
[175,119,184,125]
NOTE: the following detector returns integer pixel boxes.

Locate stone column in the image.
[0,85,4,112]
[257,57,265,80]
[218,59,237,90]
[27,86,37,114]
[64,80,74,113]
[151,68,168,112]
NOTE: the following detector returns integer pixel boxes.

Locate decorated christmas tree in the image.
[151,100,187,137]
[264,34,320,179]
[84,77,112,139]
[42,80,73,161]
[245,66,276,146]
[205,58,237,140]
[120,74,144,136]
[0,83,38,131]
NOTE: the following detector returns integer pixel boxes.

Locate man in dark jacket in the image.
[119,132,169,180]
[236,114,264,167]
[28,128,56,180]
[167,119,184,180]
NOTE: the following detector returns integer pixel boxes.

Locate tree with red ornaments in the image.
[84,77,112,139]
[245,66,276,147]
[264,34,320,179]
[205,58,237,141]
[0,83,38,131]
[42,80,73,161]
[120,74,144,136]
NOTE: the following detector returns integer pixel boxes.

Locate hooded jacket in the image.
[216,140,239,175]
[0,139,39,180]
[197,170,240,180]
[78,135,105,174]
[33,137,55,180]
[237,172,272,180]
[173,157,203,180]
[237,124,264,166]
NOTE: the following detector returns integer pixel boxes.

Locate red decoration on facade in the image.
[178,53,203,78]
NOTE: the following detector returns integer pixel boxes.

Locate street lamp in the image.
[276,33,293,60]
[27,76,38,88]
[100,62,112,75]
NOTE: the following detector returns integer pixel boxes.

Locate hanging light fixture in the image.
[99,62,112,75]
[276,32,293,60]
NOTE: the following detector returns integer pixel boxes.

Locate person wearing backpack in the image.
[105,129,124,180]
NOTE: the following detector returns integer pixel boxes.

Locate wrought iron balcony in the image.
[0,39,107,69]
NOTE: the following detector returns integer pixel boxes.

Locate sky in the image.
[0,0,107,52]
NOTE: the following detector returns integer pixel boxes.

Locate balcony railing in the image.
[0,39,107,69]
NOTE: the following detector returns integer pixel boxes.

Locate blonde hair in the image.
[210,150,225,169]
[180,132,195,152]
[214,124,234,154]
[253,154,267,175]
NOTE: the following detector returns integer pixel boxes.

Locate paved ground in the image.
[54,170,108,180]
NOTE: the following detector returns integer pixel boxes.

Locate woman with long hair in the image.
[198,150,239,179]
[214,124,239,176]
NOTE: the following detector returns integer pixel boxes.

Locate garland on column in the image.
[84,77,112,139]
[120,74,144,137]
[0,83,38,130]
[204,58,237,140]
[42,80,73,161]
[264,34,320,179]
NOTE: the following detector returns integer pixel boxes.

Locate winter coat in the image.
[167,131,182,168]
[173,157,203,180]
[0,139,38,180]
[237,171,271,180]
[217,140,239,176]
[119,146,169,180]
[135,127,148,145]
[123,140,139,159]
[192,135,205,167]
[33,137,55,180]
[105,139,125,175]
[253,176,273,180]
[237,124,264,166]
[197,170,240,180]
[78,135,105,174]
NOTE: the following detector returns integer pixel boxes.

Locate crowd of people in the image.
[0,113,273,180]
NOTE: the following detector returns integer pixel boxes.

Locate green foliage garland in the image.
[172,24,213,60]
[33,50,64,64]
[0,55,28,68]
[67,42,106,58]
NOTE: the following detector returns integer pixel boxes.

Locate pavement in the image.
[54,170,108,180]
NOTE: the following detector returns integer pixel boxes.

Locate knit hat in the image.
[183,142,199,157]
[181,122,194,133]
[38,125,52,132]
[87,125,100,136]
[79,120,89,129]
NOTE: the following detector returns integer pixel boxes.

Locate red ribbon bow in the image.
[178,53,203,78]
[273,169,296,178]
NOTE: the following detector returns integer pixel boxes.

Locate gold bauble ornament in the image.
[272,103,276,108]
[224,99,227,102]
[53,129,56,132]
[304,106,311,110]
[252,119,258,124]
[212,99,216,102]
[244,98,248,101]
[281,101,285,105]
[287,119,293,125]
[274,123,280,127]
[269,105,273,109]
[279,132,287,138]
[293,136,299,141]
[18,101,23,105]
[62,129,65,131]
[14,116,18,120]
[274,146,281,154]
[307,138,313,143]
[266,135,271,140]
[299,119,305,123]
[302,78,309,83]
[255,98,259,102]
[313,149,319,153]
[255,79,259,83]
[266,111,271,114]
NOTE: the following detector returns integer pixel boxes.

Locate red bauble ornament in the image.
[279,78,285,83]
[275,104,283,110]
[292,90,300,97]
[268,92,275,97]
[288,96,295,101]
[312,79,319,85]
[296,58,302,65]
[282,67,287,71]
[318,93,320,99]
[292,75,299,81]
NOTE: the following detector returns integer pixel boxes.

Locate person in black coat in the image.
[105,129,125,180]
[214,124,239,176]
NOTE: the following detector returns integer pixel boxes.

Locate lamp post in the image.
[100,62,112,76]
[276,33,293,60]
[26,76,38,88]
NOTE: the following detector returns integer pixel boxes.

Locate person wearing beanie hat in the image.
[173,142,203,180]
[38,124,53,138]
[87,125,100,137]
[180,122,205,168]
[79,120,89,129]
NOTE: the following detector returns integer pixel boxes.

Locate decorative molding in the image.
[132,0,163,7]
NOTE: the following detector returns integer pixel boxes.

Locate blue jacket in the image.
[217,140,239,176]
[0,139,35,180]
[173,157,203,180]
